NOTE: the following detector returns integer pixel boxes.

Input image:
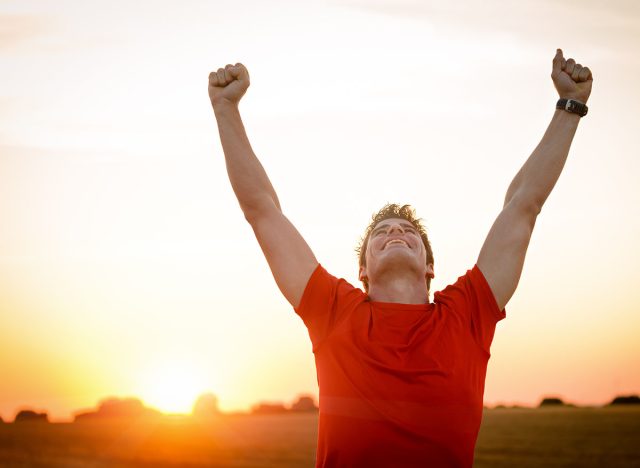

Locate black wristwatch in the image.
[557,98,588,117]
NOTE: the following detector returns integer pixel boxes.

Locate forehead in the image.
[371,218,415,230]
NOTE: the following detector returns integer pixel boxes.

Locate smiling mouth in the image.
[383,239,409,250]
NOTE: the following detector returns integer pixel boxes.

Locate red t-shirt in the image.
[294,264,505,468]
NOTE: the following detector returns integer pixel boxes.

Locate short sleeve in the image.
[434,265,506,354]
[294,264,365,351]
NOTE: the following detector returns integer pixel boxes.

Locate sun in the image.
[139,360,208,414]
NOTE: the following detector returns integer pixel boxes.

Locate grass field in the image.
[1,407,638,467]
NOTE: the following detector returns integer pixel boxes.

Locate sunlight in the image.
[139,361,207,414]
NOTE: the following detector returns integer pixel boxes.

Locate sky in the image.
[1,0,639,422]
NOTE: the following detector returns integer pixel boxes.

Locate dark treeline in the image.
[4,393,320,424]
[3,393,639,424]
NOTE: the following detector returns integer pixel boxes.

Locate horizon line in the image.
[2,392,639,424]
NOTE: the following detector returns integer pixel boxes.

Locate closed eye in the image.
[372,224,417,236]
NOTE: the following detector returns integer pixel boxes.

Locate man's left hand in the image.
[552,49,593,103]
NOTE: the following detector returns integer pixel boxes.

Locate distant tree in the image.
[193,393,221,418]
[251,403,288,415]
[14,410,49,423]
[539,397,565,407]
[74,397,161,422]
[98,398,148,417]
[609,395,640,405]
[290,395,318,412]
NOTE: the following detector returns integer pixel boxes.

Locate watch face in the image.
[567,100,587,116]
[557,99,587,116]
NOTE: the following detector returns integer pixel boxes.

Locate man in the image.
[208,49,592,467]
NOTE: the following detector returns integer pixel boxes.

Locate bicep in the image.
[249,208,319,308]
[477,199,539,310]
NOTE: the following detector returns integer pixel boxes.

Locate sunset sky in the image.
[1,0,639,422]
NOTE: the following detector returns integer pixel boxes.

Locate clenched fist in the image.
[552,49,593,104]
[208,63,250,108]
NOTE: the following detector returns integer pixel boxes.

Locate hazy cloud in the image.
[0,14,50,50]
[329,0,640,50]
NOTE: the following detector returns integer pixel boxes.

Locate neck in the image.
[367,273,429,304]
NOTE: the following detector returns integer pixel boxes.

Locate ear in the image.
[359,265,367,282]
[426,263,435,279]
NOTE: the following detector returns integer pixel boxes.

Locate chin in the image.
[378,253,423,273]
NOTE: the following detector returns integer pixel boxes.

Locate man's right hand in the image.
[208,63,250,108]
[551,49,592,104]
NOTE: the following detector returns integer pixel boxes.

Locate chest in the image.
[315,306,488,403]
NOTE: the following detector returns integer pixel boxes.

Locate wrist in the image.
[558,91,590,104]
[212,97,240,115]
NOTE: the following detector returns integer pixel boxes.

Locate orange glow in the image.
[0,0,638,423]
[137,360,208,414]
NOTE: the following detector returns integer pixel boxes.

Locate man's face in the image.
[359,218,434,287]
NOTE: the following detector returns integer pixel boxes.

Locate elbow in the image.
[243,209,259,225]
[505,191,543,218]
[242,205,265,225]
[504,177,544,215]
[241,198,281,225]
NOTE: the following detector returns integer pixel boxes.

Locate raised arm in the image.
[477,49,593,310]
[208,63,318,307]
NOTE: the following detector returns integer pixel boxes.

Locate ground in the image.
[0,407,638,467]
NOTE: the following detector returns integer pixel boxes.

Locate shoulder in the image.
[294,264,367,350]
[295,264,366,315]
[434,266,505,319]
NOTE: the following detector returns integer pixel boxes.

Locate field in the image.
[1,407,639,467]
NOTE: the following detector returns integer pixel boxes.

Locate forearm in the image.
[213,101,281,219]
[504,109,580,210]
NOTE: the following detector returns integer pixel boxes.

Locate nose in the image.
[387,223,405,234]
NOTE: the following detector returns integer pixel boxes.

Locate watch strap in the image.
[556,98,588,117]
